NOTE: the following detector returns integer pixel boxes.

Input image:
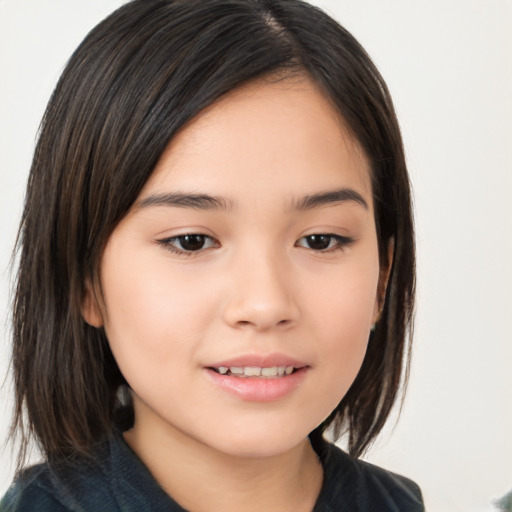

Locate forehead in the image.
[138,75,372,208]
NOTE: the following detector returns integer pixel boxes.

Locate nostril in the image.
[234,318,293,329]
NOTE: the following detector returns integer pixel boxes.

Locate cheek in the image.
[314,291,372,372]
[308,247,379,331]
[304,256,380,394]
[99,243,217,377]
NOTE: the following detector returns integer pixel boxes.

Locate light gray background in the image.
[1,1,511,510]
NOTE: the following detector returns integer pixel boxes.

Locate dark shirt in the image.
[1,433,424,511]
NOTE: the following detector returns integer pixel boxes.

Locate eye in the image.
[157,234,219,254]
[295,234,353,252]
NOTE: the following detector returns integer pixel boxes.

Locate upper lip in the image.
[206,353,308,369]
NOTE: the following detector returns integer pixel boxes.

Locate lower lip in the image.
[204,367,309,402]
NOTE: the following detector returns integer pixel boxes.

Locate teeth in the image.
[215,366,297,378]
[261,367,278,377]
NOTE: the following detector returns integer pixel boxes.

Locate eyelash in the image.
[295,234,354,252]
[157,234,219,256]
[157,233,354,256]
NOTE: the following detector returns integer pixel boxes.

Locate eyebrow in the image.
[291,188,369,211]
[135,187,368,212]
[135,192,232,211]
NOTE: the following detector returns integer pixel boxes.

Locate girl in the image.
[2,0,422,510]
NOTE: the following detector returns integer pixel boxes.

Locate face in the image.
[84,76,385,459]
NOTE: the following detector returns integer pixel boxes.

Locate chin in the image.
[219,439,306,459]
[205,423,314,459]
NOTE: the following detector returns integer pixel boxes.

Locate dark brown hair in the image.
[11,0,415,466]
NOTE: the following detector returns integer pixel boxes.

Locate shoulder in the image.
[355,456,424,510]
[1,464,69,512]
[0,447,120,512]
[316,441,424,511]
[0,432,180,512]
[0,465,65,512]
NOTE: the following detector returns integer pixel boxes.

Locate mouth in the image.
[204,356,309,401]
[208,365,300,378]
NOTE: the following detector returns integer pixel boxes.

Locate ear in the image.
[81,279,104,327]
[372,238,394,324]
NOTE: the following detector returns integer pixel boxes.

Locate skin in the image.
[83,75,388,512]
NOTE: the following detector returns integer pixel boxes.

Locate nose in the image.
[222,248,299,332]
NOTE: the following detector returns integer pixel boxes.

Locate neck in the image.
[124,420,323,512]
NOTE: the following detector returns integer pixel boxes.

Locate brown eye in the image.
[295,234,354,252]
[178,235,208,251]
[158,234,219,254]
[303,234,331,250]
